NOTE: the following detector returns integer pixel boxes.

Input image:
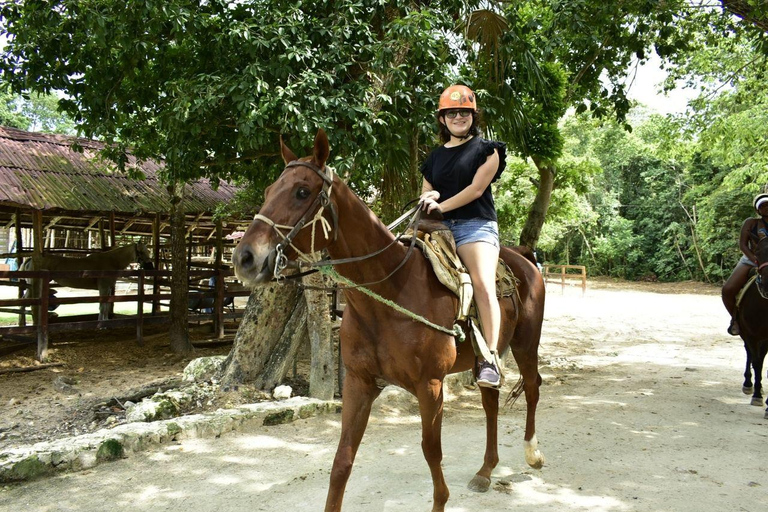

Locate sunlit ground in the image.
[1,281,766,512]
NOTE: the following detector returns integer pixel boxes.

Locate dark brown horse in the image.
[232,130,545,512]
[737,235,768,418]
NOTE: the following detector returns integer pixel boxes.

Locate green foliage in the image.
[0,86,27,128]
[0,0,462,196]
[0,86,73,133]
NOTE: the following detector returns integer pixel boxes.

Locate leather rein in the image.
[253,160,423,289]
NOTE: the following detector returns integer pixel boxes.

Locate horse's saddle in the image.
[401,221,520,323]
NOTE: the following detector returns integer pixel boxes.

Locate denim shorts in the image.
[739,255,757,268]
[442,219,499,249]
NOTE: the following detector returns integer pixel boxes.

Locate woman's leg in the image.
[457,241,501,352]
[722,262,753,334]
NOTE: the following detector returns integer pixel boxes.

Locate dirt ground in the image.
[0,322,244,451]
[1,278,767,512]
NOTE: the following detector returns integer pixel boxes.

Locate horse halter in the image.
[252,160,339,280]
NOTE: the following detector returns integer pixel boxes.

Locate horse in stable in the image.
[736,234,768,419]
[21,242,154,325]
[232,129,546,512]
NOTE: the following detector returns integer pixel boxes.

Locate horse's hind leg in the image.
[324,374,380,512]
[468,386,499,492]
[742,340,753,394]
[511,346,545,469]
[416,379,450,512]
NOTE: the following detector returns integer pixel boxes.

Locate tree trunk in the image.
[218,272,337,396]
[219,280,303,388]
[519,157,556,249]
[303,272,335,400]
[169,181,192,354]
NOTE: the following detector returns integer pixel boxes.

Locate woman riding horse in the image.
[232,129,545,512]
[722,192,768,335]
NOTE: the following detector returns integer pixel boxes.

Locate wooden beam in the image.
[32,210,43,256]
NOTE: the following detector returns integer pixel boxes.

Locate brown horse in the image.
[737,235,768,418]
[23,242,153,324]
[232,130,545,512]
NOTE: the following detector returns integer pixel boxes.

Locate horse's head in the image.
[233,129,336,287]
[135,242,155,270]
[755,235,768,299]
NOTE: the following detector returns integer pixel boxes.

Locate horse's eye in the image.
[296,187,311,200]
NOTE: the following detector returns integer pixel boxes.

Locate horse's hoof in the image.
[468,474,491,493]
[743,386,754,395]
[526,451,545,469]
[750,397,764,407]
[524,435,545,469]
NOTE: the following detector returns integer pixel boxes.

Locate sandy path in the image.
[1,281,766,512]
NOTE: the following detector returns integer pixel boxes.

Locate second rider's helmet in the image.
[754,193,768,210]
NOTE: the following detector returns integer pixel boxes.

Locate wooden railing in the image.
[0,268,249,361]
[541,264,587,295]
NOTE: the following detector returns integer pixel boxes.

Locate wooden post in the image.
[37,270,50,362]
[152,213,161,314]
[136,269,145,346]
[15,209,25,328]
[99,217,107,249]
[214,269,224,339]
[109,211,116,248]
[33,210,43,257]
[214,221,224,339]
[560,265,565,295]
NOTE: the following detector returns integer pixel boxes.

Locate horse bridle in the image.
[252,160,339,280]
[252,160,423,286]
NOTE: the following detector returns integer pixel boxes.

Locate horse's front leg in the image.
[742,340,754,395]
[416,378,450,512]
[325,373,380,512]
[468,385,500,492]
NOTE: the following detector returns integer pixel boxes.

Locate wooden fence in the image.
[541,264,587,295]
[0,268,249,361]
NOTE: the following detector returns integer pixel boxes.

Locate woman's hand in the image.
[420,190,440,202]
[420,197,443,215]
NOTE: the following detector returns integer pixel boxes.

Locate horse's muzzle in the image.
[232,243,274,287]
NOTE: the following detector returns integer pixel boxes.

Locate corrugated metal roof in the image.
[0,126,240,215]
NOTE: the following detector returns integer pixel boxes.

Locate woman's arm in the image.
[422,149,499,214]
[740,218,758,263]
[420,178,440,202]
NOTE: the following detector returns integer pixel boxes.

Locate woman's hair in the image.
[436,110,481,143]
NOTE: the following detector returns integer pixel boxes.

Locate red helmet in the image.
[438,85,477,112]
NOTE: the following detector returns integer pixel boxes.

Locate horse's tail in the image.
[510,245,537,267]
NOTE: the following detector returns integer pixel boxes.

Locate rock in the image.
[273,385,292,400]
[52,376,80,395]
[182,356,227,383]
[96,439,124,462]
[125,398,180,423]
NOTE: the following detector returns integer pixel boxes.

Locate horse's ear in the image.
[313,129,330,168]
[280,135,298,164]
